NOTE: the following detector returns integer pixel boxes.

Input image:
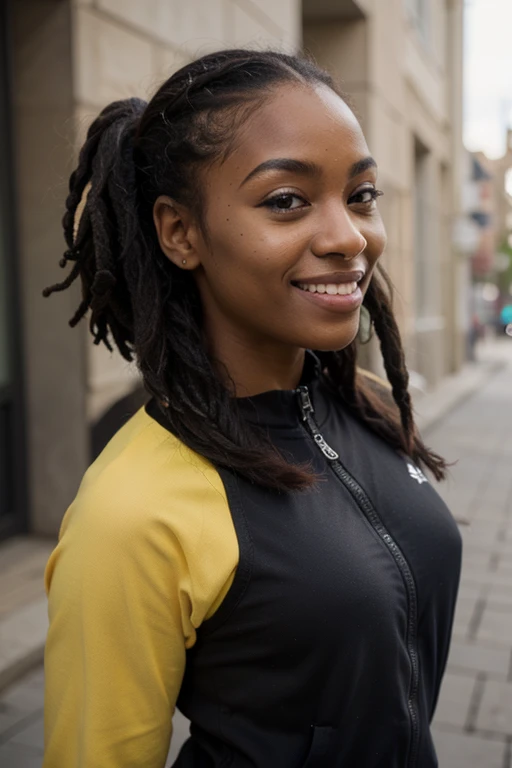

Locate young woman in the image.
[43,49,462,768]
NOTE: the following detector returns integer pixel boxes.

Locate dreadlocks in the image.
[43,48,447,489]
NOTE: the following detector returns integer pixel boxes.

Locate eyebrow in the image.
[239,155,377,188]
[348,156,377,178]
[239,158,320,188]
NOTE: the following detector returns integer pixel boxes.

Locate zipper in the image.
[297,385,420,768]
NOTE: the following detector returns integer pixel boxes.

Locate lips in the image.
[291,269,365,287]
[290,269,365,312]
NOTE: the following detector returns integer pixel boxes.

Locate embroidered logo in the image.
[407,462,428,485]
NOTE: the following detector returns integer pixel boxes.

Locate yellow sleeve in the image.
[43,409,238,768]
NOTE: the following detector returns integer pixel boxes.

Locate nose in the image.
[310,204,367,261]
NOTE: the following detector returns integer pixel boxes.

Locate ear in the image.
[153,195,201,270]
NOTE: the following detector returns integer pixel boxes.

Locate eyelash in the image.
[261,187,384,214]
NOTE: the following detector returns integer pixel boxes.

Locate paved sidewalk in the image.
[427,339,512,767]
[1,338,511,766]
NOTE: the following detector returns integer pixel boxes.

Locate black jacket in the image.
[147,356,462,768]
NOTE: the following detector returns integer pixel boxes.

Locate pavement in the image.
[1,336,511,767]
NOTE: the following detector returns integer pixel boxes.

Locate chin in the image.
[306,326,360,354]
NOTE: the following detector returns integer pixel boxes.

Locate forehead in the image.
[222,83,370,177]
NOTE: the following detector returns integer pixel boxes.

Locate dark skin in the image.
[153,83,387,396]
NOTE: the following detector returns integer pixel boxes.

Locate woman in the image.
[43,49,462,767]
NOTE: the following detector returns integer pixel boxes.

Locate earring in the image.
[358,305,373,344]
[182,259,187,265]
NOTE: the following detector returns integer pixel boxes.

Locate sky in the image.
[464,0,512,159]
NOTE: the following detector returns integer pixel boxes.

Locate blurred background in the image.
[0,1,512,766]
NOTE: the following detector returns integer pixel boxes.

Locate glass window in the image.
[406,0,430,44]
[413,140,440,325]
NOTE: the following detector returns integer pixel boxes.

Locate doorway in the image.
[0,0,26,539]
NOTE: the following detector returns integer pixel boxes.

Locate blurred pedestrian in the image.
[42,49,462,767]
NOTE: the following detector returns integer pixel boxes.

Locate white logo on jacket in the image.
[407,463,428,485]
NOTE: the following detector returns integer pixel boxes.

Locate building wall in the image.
[12,1,89,536]
[304,0,465,384]
[12,0,302,535]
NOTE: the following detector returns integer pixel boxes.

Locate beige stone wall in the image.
[305,0,464,386]
[12,0,89,535]
[69,0,302,423]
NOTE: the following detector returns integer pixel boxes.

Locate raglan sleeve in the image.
[43,443,237,768]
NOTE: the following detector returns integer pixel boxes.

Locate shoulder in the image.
[58,405,235,563]
[47,405,238,630]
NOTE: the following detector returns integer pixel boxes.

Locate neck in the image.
[207,331,306,398]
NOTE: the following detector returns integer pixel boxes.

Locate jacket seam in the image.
[198,472,254,637]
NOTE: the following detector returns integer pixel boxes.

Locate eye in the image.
[349,186,384,209]
[261,192,309,214]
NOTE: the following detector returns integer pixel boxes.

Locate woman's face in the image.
[191,83,387,354]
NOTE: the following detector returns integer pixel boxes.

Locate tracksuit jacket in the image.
[44,353,462,768]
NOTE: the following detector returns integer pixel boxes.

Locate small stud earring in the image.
[182,259,187,265]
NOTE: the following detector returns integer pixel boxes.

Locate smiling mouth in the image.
[295,281,359,296]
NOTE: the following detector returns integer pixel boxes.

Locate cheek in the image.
[206,219,300,283]
[367,218,387,262]
[198,230,276,313]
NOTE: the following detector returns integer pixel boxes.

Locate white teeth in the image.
[297,281,358,296]
[338,282,358,295]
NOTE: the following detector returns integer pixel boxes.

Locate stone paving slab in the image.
[0,600,48,691]
[431,725,508,768]
[477,680,512,736]
[477,606,512,647]
[0,741,44,768]
[433,671,477,729]
[0,538,54,620]
[447,638,512,679]
[10,715,44,750]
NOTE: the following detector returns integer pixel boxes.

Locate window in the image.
[406,0,430,44]
[413,139,440,326]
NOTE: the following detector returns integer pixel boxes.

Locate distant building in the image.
[492,130,512,250]
[490,130,512,319]
[466,153,496,280]
[1,0,465,538]
[457,151,497,343]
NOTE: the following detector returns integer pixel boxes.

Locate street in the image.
[1,340,512,767]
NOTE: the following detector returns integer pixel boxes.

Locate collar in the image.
[235,351,324,430]
[146,351,330,436]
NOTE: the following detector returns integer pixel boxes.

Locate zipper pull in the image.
[314,434,339,461]
[297,386,340,461]
[297,385,314,421]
